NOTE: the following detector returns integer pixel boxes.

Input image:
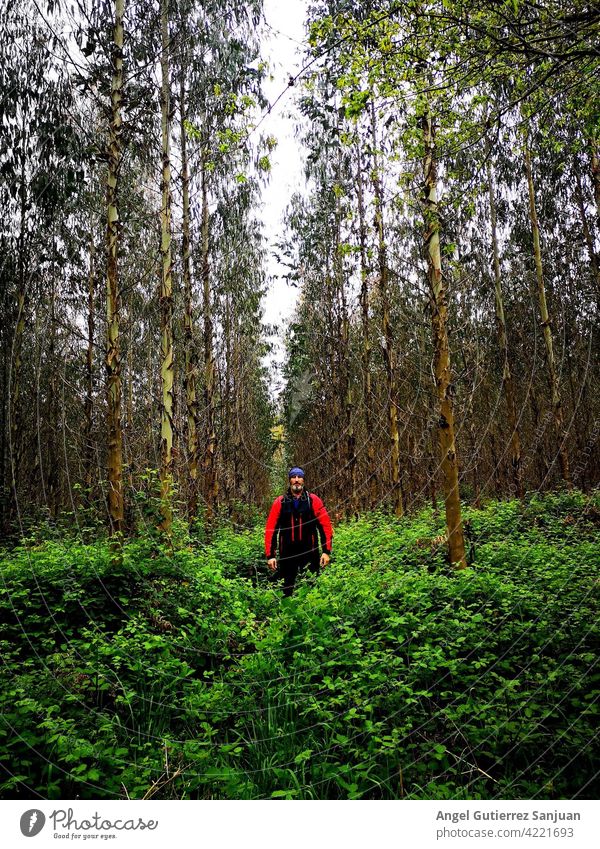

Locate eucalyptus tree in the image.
[104,0,126,535]
[158,0,174,534]
[304,2,468,563]
[419,89,467,566]
[352,135,379,506]
[485,148,523,498]
[0,1,86,528]
[280,184,341,506]
[523,134,572,488]
[176,18,199,516]
[170,0,269,521]
[56,0,161,532]
[369,98,404,517]
[210,176,272,509]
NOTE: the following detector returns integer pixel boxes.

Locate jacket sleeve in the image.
[264,497,282,558]
[311,493,333,554]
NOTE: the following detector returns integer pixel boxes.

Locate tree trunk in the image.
[232,311,243,509]
[370,100,403,517]
[47,272,59,517]
[33,310,45,507]
[524,142,572,487]
[85,226,95,491]
[590,136,600,234]
[105,0,125,536]
[179,73,198,519]
[223,290,232,506]
[355,140,377,509]
[125,316,134,491]
[573,158,600,312]
[0,285,8,531]
[159,0,174,535]
[334,143,356,516]
[9,117,29,522]
[10,290,25,516]
[487,158,523,498]
[201,151,218,521]
[422,107,467,569]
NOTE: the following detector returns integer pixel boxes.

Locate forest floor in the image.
[0,489,598,799]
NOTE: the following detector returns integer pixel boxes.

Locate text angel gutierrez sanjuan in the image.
[436,810,581,824]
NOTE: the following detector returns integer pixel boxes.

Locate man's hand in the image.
[267,558,277,572]
[320,553,330,568]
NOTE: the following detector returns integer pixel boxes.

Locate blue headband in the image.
[289,467,305,479]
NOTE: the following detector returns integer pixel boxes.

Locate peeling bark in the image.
[422,107,467,569]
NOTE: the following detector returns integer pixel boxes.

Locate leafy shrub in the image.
[0,491,598,799]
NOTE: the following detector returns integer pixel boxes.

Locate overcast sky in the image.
[258,0,309,392]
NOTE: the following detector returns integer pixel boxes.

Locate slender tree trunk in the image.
[146,339,153,462]
[201,150,218,520]
[47,272,59,516]
[9,118,29,522]
[530,390,551,487]
[342,296,357,516]
[590,137,600,233]
[469,422,481,507]
[524,142,572,487]
[334,144,356,515]
[125,317,134,491]
[179,73,198,519]
[0,288,7,530]
[232,312,243,509]
[10,290,25,516]
[370,100,403,516]
[487,158,523,498]
[355,141,377,509]
[85,226,95,490]
[422,108,467,568]
[573,159,600,312]
[105,0,125,536]
[159,0,174,535]
[324,260,340,492]
[33,310,45,507]
[223,290,232,506]
[429,434,438,513]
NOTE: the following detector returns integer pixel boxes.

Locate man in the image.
[264,467,333,597]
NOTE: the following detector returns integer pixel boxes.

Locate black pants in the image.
[279,550,320,597]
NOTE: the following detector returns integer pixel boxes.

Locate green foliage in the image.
[0,492,598,799]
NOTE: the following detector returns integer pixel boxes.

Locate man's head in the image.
[288,466,305,496]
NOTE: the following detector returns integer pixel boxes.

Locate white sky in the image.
[258,0,309,393]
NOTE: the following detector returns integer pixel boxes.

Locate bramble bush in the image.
[0,490,598,799]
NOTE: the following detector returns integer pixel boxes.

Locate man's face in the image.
[290,474,304,495]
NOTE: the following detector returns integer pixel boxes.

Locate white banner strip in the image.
[1,799,597,849]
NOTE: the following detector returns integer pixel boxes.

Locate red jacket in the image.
[265,489,333,559]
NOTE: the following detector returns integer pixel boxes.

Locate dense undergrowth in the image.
[0,490,598,799]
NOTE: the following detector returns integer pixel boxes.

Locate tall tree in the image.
[105,0,125,535]
[524,138,572,487]
[421,102,467,568]
[486,155,523,497]
[159,0,175,534]
[370,99,404,517]
[178,59,199,518]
